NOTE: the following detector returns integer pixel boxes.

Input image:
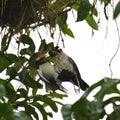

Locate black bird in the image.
[49,46,89,91]
[36,53,67,93]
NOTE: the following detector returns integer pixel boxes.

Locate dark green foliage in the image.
[76,0,90,21]
[86,13,98,30]
[61,104,72,120]
[0,34,68,120]
[0,103,14,120]
[58,11,74,38]
[0,55,11,72]
[1,33,9,51]
[62,78,120,120]
[20,34,35,56]
[113,1,120,19]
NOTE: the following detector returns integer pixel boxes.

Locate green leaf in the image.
[17,88,28,98]
[25,105,39,120]
[0,53,19,73]
[43,95,58,112]
[0,103,14,120]
[86,13,98,30]
[29,68,37,79]
[94,78,120,100]
[47,112,53,118]
[0,79,14,90]
[47,92,68,99]
[0,84,6,97]
[103,96,120,107]
[0,55,11,72]
[32,88,38,96]
[64,27,74,38]
[34,95,58,112]
[72,97,89,120]
[14,100,28,109]
[14,111,32,120]
[0,79,16,102]
[61,104,72,120]
[38,40,46,53]
[72,98,105,120]
[58,13,74,38]
[44,56,56,63]
[6,67,17,79]
[68,78,120,120]
[90,4,98,17]
[28,52,38,69]
[1,33,9,51]
[81,78,120,100]
[61,24,74,38]
[58,11,68,26]
[107,105,120,120]
[86,101,105,120]
[19,70,42,89]
[5,54,19,63]
[20,46,35,55]
[25,76,42,89]
[25,28,31,36]
[33,0,40,4]
[72,1,80,10]
[32,102,48,120]
[44,42,54,53]
[20,34,35,55]
[76,0,90,21]
[113,1,120,19]
[100,0,111,4]
[20,34,35,46]
[38,40,53,54]
[61,11,68,24]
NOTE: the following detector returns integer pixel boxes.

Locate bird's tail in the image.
[80,79,89,91]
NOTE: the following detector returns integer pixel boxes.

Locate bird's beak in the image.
[49,45,61,56]
[49,50,58,57]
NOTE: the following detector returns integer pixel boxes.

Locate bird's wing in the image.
[37,69,68,93]
[37,69,50,84]
[68,57,82,80]
[57,69,75,81]
[68,57,89,90]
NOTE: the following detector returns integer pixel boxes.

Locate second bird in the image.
[49,46,89,91]
[36,53,67,93]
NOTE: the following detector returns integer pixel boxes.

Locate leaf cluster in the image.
[0,0,119,42]
[62,78,120,120]
[0,35,67,120]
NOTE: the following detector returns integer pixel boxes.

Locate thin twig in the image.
[109,2,120,78]
[36,28,43,41]
[57,27,61,46]
[59,29,65,48]
[27,8,71,29]
[104,3,109,20]
[0,28,13,54]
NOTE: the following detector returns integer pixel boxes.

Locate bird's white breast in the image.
[38,62,58,80]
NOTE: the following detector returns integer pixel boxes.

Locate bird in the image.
[49,45,89,91]
[35,53,67,93]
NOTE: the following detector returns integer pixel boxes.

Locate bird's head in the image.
[49,44,62,57]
